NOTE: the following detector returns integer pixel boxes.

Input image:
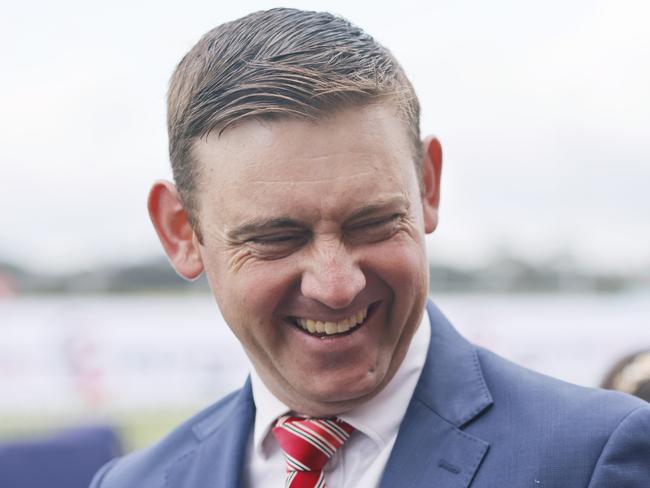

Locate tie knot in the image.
[272,416,355,473]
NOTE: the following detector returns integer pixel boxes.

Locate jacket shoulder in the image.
[90,386,247,488]
[588,403,650,486]
[472,347,650,484]
[476,345,646,419]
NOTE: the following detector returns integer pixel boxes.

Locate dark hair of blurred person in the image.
[602,350,650,403]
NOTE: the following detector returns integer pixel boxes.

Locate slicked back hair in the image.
[167,8,422,234]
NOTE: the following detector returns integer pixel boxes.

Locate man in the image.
[91,8,650,487]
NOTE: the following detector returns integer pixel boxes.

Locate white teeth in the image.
[338,321,350,333]
[306,319,316,333]
[324,322,337,334]
[295,307,370,336]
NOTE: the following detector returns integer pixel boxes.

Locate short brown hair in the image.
[167,8,421,230]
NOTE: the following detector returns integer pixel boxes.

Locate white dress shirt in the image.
[243,309,431,488]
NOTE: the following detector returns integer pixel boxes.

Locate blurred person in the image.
[602,350,650,403]
[0,425,120,488]
[91,8,650,487]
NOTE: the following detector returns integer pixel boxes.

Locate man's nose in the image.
[300,241,366,310]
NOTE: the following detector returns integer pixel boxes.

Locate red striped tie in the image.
[272,416,355,488]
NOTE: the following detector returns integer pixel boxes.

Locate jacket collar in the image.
[417,300,493,427]
[165,378,255,488]
[379,300,493,488]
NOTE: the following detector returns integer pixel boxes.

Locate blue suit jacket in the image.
[91,301,650,487]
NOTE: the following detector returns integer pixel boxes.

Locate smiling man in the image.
[91,8,650,488]
[187,105,435,419]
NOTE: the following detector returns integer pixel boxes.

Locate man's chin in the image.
[288,375,387,416]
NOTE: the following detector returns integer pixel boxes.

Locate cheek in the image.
[371,239,428,355]
[368,235,428,291]
[207,257,299,334]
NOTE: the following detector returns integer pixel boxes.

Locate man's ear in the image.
[421,136,443,234]
[148,180,204,280]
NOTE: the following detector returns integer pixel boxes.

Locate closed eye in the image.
[249,235,303,244]
[352,214,402,229]
[345,213,404,242]
[244,233,309,259]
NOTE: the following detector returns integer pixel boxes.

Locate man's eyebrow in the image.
[227,217,307,240]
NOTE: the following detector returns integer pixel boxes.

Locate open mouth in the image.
[289,303,377,338]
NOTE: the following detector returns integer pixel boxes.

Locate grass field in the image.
[0,409,199,452]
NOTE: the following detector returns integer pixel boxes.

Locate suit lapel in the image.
[380,301,493,488]
[165,379,255,488]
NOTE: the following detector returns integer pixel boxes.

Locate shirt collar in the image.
[249,308,431,456]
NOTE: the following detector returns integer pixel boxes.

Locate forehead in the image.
[191,104,419,221]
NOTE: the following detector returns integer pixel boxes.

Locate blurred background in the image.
[1,0,649,480]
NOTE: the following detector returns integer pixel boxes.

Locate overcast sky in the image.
[1,0,649,274]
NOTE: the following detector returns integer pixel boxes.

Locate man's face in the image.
[191,104,436,415]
